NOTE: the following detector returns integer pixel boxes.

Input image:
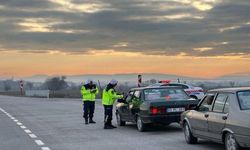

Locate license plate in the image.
[167,107,185,112]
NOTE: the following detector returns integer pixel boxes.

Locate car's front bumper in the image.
[141,113,181,124]
[235,134,250,148]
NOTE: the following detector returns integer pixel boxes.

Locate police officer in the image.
[102,79,123,129]
[81,79,99,125]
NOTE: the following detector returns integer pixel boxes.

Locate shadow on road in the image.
[120,123,182,133]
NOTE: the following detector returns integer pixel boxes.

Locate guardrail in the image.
[25,90,50,98]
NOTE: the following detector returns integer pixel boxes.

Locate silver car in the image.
[180,87,250,150]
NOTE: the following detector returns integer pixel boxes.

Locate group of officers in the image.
[80,79,123,129]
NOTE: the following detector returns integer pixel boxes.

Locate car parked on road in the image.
[180,87,250,150]
[116,86,198,132]
[148,82,205,100]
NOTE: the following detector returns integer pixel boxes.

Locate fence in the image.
[25,90,50,98]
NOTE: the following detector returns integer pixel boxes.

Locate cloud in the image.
[193,47,214,52]
[48,0,115,13]
[0,0,249,57]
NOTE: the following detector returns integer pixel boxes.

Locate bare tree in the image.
[44,76,68,97]
[229,81,235,87]
[45,76,68,90]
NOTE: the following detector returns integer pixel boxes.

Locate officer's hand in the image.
[91,89,97,93]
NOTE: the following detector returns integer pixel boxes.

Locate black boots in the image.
[84,118,96,125]
[89,118,96,124]
[85,118,89,125]
[104,121,117,129]
[104,124,113,129]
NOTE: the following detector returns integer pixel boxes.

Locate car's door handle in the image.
[204,114,209,118]
[222,116,228,120]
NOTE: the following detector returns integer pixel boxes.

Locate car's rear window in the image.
[144,88,189,101]
[237,91,250,110]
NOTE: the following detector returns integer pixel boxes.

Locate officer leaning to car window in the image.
[102,79,124,129]
[81,79,99,125]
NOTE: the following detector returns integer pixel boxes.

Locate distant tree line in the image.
[1,76,250,98]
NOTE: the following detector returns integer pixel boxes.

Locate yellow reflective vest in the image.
[81,85,99,101]
[102,88,123,105]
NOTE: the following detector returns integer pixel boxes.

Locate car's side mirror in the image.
[190,106,197,110]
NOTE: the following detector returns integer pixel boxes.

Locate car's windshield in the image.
[237,91,250,110]
[144,88,189,101]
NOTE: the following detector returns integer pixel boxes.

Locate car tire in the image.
[184,122,198,144]
[225,133,240,150]
[116,112,126,126]
[137,116,146,132]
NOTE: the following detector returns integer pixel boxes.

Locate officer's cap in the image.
[110,79,118,85]
[85,79,93,84]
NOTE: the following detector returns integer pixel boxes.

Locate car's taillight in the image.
[198,89,204,92]
[186,89,204,94]
[186,90,192,94]
[150,107,158,114]
[150,106,166,114]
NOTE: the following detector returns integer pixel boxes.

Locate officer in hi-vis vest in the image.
[102,79,123,129]
[81,79,99,125]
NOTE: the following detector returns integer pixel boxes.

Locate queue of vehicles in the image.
[115,81,250,150]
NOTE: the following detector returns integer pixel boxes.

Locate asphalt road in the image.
[0,95,226,150]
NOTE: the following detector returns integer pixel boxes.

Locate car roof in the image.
[208,87,250,93]
[148,83,190,87]
[131,86,183,91]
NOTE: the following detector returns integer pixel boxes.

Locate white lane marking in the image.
[35,140,45,146]
[20,125,27,129]
[0,108,51,150]
[29,134,37,138]
[17,122,23,126]
[24,129,32,134]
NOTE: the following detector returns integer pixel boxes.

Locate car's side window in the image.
[126,91,134,103]
[169,84,188,89]
[223,98,229,113]
[134,91,141,99]
[213,93,228,113]
[181,85,189,89]
[198,94,215,112]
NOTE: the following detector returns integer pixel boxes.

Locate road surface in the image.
[0,95,226,150]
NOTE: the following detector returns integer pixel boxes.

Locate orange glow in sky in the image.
[1,50,250,79]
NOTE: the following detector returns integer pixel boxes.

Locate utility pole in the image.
[19,80,24,96]
[138,75,142,87]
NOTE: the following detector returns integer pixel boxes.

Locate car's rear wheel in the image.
[116,112,126,126]
[225,133,240,150]
[184,122,198,144]
[137,116,146,132]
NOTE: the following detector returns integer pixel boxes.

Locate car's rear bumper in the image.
[141,114,181,124]
[235,134,250,148]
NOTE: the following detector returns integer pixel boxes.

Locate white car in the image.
[148,83,205,100]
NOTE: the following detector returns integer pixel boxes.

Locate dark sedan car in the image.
[181,87,250,150]
[116,86,198,132]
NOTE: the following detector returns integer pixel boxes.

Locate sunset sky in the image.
[0,0,250,78]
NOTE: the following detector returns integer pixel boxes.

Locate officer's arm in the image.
[109,89,123,99]
[95,87,99,95]
[81,86,91,95]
